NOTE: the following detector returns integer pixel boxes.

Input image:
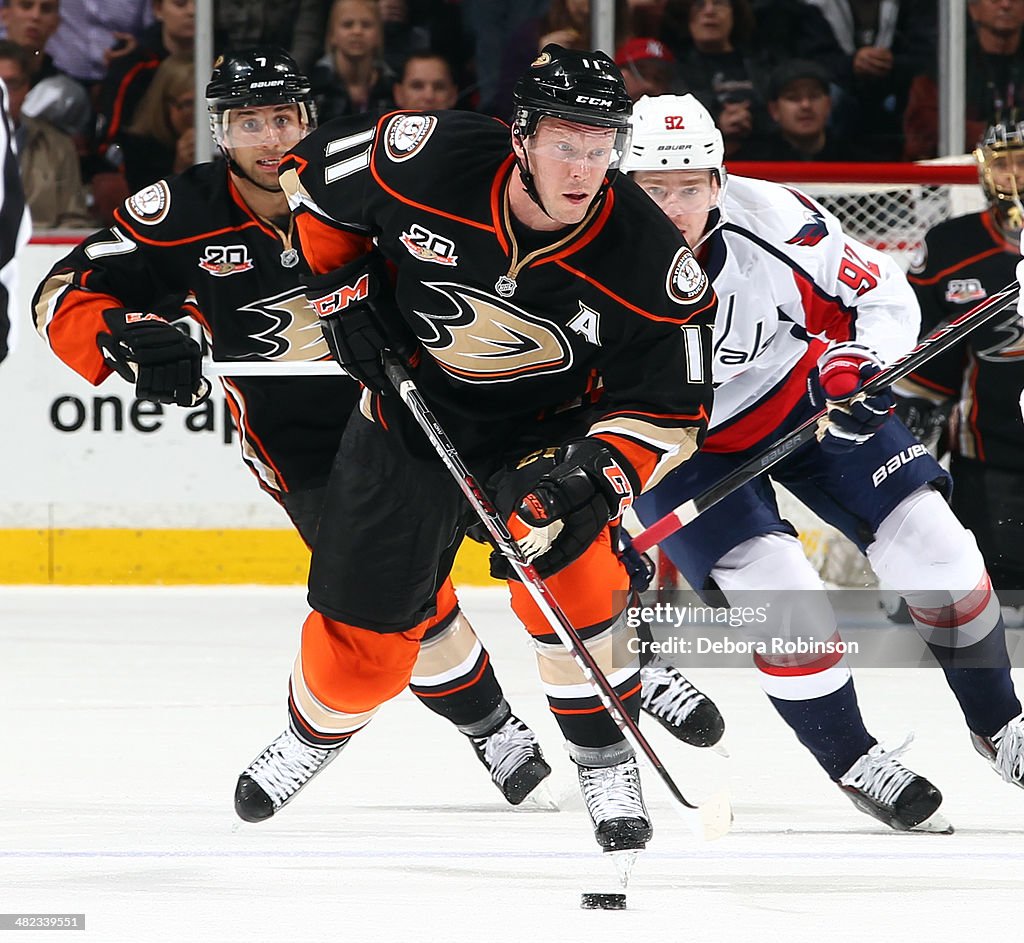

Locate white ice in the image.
[2,586,1021,943]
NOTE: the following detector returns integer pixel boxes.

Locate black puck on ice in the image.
[580,892,626,910]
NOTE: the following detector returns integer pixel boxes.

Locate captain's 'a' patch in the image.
[666,246,708,304]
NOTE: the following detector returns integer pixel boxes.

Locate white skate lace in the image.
[993,716,1024,785]
[247,730,334,807]
[639,657,704,725]
[839,735,916,807]
[578,758,647,825]
[474,718,538,787]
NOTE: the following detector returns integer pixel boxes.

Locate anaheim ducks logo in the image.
[414,282,573,383]
[977,311,1024,362]
[240,288,330,361]
[666,246,708,304]
[125,181,171,225]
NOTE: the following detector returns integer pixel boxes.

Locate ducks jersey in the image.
[32,162,362,495]
[280,109,717,493]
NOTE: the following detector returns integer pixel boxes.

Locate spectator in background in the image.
[745,59,864,162]
[378,0,430,76]
[1,0,63,83]
[746,0,848,79]
[615,36,677,101]
[0,52,31,366]
[215,0,327,74]
[94,0,196,158]
[805,0,935,160]
[0,40,92,227]
[671,0,770,158]
[311,0,395,122]
[904,0,1024,161]
[391,50,457,110]
[45,0,154,86]
[461,0,550,116]
[118,54,194,191]
[1,0,93,152]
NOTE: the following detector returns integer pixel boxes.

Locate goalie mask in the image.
[975,122,1024,234]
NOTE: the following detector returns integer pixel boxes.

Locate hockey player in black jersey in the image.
[900,121,1024,618]
[31,47,559,810]
[33,48,724,827]
[236,45,718,856]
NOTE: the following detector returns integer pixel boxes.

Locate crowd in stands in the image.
[0,0,1020,230]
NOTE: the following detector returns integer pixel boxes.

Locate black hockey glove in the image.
[304,253,414,396]
[814,345,894,454]
[510,438,635,578]
[894,393,950,456]
[97,310,209,407]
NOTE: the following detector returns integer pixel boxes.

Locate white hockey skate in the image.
[234,728,343,822]
[577,755,652,856]
[468,713,552,805]
[639,655,725,748]
[971,714,1024,789]
[838,737,952,833]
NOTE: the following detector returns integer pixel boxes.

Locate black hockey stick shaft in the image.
[633,281,1021,553]
[383,357,713,822]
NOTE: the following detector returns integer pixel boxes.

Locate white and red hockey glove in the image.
[815,343,894,452]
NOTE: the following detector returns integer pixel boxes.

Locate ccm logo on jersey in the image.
[666,246,708,303]
[400,224,458,266]
[385,114,438,162]
[872,443,928,486]
[308,274,370,316]
[198,245,254,276]
[945,279,987,304]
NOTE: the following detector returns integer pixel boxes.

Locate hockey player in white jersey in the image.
[625,93,1024,830]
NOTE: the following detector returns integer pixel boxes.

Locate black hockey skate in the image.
[971,714,1024,789]
[469,713,551,805]
[234,729,343,822]
[838,739,951,833]
[639,655,725,747]
[577,756,653,852]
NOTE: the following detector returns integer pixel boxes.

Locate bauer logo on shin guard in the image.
[308,274,371,317]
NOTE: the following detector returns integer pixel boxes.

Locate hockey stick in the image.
[202,359,344,377]
[384,356,732,842]
[633,281,1021,554]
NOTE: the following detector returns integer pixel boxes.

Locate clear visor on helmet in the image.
[632,168,721,214]
[523,116,632,173]
[210,101,316,151]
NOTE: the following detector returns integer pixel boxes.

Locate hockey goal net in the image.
[643,160,986,588]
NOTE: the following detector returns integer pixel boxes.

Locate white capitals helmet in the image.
[624,93,726,187]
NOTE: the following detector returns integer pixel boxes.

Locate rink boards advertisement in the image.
[0,239,489,585]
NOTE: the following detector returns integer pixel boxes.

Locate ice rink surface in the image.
[2,585,1022,942]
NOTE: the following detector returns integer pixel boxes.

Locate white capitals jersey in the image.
[698,175,919,453]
